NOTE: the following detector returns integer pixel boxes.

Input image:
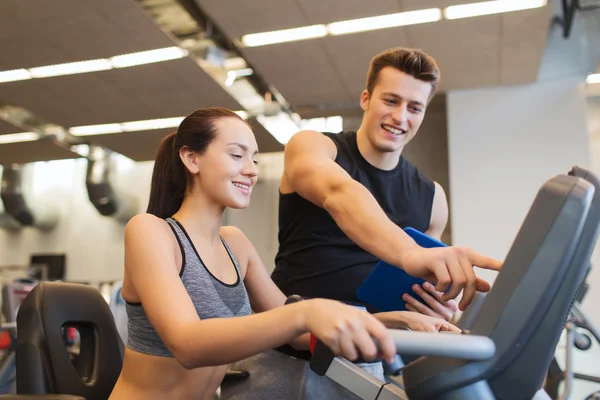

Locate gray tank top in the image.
[126,217,252,357]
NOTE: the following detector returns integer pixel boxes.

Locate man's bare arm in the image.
[282,131,503,310]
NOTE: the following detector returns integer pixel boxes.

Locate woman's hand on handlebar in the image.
[403,282,459,321]
[374,310,461,333]
[301,299,396,364]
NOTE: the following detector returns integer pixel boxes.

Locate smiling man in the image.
[271,47,502,323]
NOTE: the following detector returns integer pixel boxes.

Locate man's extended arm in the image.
[282,130,502,310]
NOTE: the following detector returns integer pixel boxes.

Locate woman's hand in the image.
[374,310,461,333]
[403,282,459,321]
[302,299,397,363]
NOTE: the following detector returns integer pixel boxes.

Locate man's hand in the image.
[399,246,502,311]
[374,311,461,333]
[403,282,458,321]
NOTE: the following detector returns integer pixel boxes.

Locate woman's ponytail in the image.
[146,132,186,218]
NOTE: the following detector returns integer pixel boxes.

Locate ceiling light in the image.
[242,25,328,47]
[0,47,188,84]
[109,47,188,68]
[225,68,254,87]
[121,117,184,132]
[225,71,237,87]
[233,68,254,77]
[328,9,442,35]
[0,69,32,83]
[586,73,600,84]
[66,111,250,138]
[0,132,39,144]
[70,144,90,157]
[29,59,113,78]
[69,124,123,136]
[223,57,248,70]
[443,0,547,20]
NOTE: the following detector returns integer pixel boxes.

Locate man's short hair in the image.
[366,47,440,102]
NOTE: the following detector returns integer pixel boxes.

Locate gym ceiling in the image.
[0,0,552,165]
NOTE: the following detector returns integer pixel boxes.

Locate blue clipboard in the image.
[356,228,447,312]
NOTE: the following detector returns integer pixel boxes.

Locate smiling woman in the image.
[145,108,258,218]
[108,107,399,400]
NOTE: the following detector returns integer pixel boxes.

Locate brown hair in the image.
[366,47,440,102]
[146,107,246,218]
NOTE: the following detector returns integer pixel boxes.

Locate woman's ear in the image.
[179,147,200,175]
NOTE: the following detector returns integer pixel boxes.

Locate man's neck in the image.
[356,127,402,171]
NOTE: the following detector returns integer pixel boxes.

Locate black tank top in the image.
[272,131,436,304]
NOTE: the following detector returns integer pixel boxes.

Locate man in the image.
[271,47,502,320]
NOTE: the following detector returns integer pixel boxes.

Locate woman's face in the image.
[192,117,259,209]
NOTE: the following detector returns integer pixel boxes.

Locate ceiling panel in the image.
[0,58,242,128]
[0,139,81,164]
[321,27,411,99]
[0,120,22,135]
[194,0,551,113]
[196,0,308,38]
[0,0,553,162]
[296,0,401,25]
[242,40,351,106]
[0,78,100,127]
[499,6,553,85]
[86,129,172,162]
[399,0,479,11]
[0,34,64,72]
[406,16,501,91]
[0,0,174,70]
[0,0,83,25]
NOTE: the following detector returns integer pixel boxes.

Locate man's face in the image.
[360,67,432,154]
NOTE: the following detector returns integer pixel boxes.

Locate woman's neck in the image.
[172,193,225,243]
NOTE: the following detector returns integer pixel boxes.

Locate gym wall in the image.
[446,77,593,313]
[586,95,600,326]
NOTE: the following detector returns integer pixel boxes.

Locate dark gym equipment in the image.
[8,282,123,400]
[310,167,600,399]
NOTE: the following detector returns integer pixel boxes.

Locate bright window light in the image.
[586,74,600,85]
[242,25,328,47]
[443,0,547,20]
[109,47,188,68]
[0,132,39,144]
[328,9,442,35]
[234,110,249,120]
[121,117,185,132]
[256,113,301,144]
[29,59,113,78]
[69,124,123,136]
[0,69,32,83]
[299,116,343,133]
[325,116,343,132]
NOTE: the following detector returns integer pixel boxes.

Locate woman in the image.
[109,108,457,399]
